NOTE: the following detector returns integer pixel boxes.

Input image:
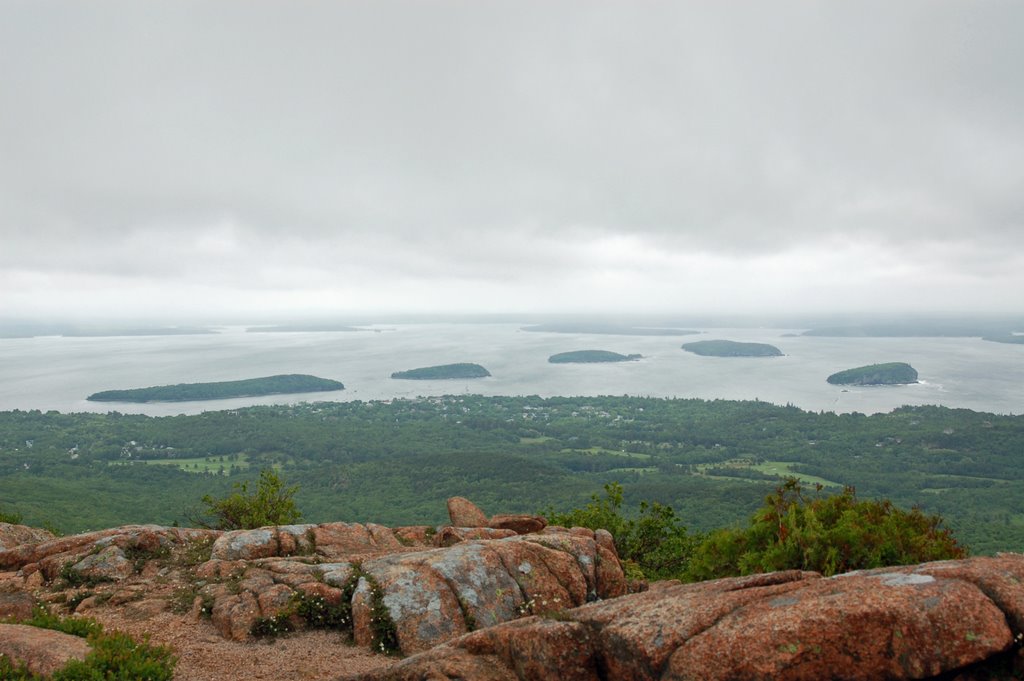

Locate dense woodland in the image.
[1,395,1022,555]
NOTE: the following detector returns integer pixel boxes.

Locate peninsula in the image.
[826,363,919,386]
[390,363,491,380]
[549,350,641,363]
[681,340,783,357]
[87,374,345,403]
[983,334,1024,345]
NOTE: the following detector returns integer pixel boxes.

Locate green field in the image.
[696,460,842,488]
[563,446,653,460]
[113,453,252,474]
[749,461,842,487]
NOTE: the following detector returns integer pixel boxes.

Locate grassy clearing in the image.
[110,453,251,474]
[749,461,842,487]
[562,446,653,460]
[694,460,842,488]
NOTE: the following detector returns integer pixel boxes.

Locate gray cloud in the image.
[1,0,1022,320]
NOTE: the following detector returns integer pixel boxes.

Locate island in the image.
[826,363,919,386]
[246,324,362,333]
[390,363,491,380]
[681,340,783,357]
[802,322,1010,338]
[1,324,217,338]
[522,323,699,336]
[87,374,345,403]
[548,350,642,364]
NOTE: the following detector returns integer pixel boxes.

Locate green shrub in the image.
[292,591,351,630]
[52,631,175,680]
[0,508,24,524]
[7,608,176,680]
[195,469,301,530]
[545,482,697,580]
[250,614,295,639]
[21,606,103,638]
[0,653,37,680]
[685,478,967,581]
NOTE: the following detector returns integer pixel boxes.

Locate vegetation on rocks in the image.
[686,479,966,580]
[1,607,176,680]
[550,479,966,583]
[545,482,697,581]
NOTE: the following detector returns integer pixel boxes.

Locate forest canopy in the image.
[2,395,1023,555]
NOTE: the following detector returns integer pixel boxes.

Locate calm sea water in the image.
[0,324,1021,416]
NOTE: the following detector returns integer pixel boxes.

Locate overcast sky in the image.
[1,1,1022,322]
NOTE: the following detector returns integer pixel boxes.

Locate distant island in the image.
[87,374,345,403]
[0,324,216,338]
[522,323,699,336]
[681,340,783,357]
[802,322,1010,338]
[826,363,919,386]
[246,324,362,333]
[983,334,1024,345]
[548,350,642,364]
[390,363,491,380]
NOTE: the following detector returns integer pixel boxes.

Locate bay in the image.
[0,323,1021,416]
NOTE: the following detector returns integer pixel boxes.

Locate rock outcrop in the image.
[8,501,1021,681]
[0,508,626,657]
[0,624,90,676]
[198,525,624,652]
[351,555,1024,681]
[447,497,488,528]
[0,522,55,551]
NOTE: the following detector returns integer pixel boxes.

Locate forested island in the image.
[522,323,699,336]
[681,340,783,357]
[0,324,216,338]
[246,324,361,333]
[390,363,491,380]
[827,363,919,386]
[86,374,345,403]
[802,322,1012,338]
[548,350,642,364]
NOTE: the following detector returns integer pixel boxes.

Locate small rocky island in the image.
[827,362,919,386]
[681,340,783,357]
[390,363,491,380]
[87,374,345,403]
[548,350,641,364]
